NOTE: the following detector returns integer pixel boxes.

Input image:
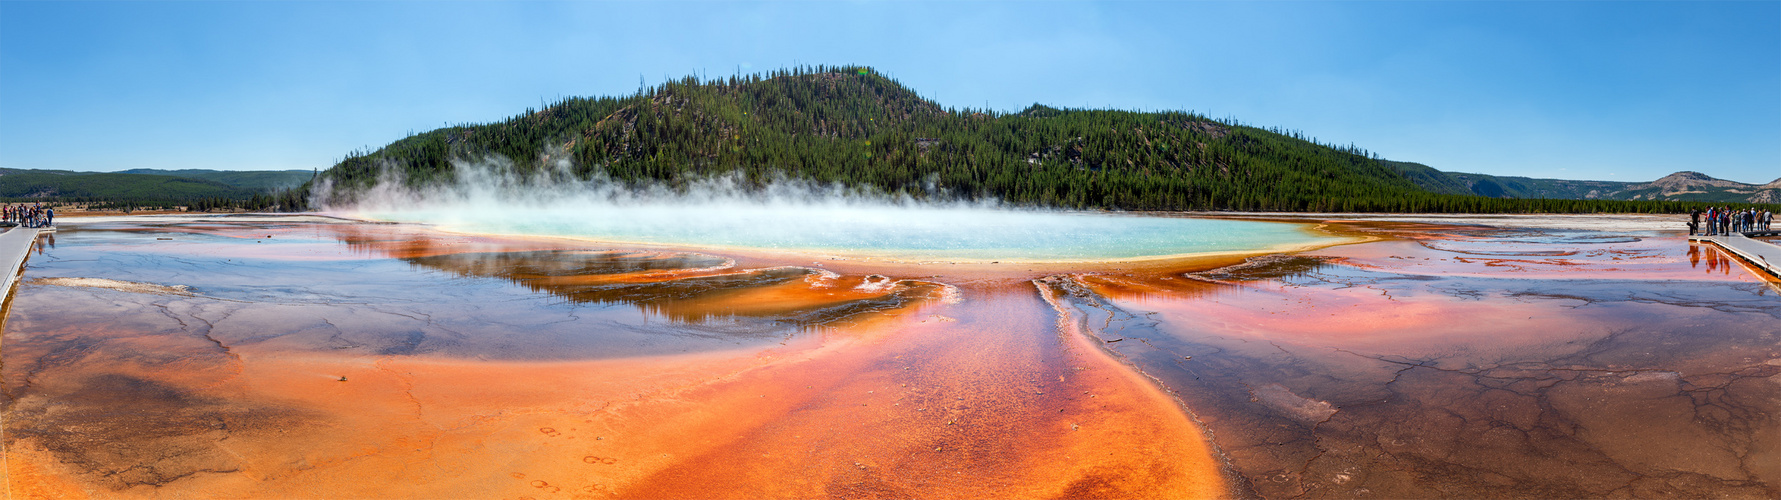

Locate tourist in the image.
[45,206,53,227]
[1689,208,1701,235]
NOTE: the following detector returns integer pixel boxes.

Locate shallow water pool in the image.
[360,205,1332,261]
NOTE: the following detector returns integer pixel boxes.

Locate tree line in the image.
[314,65,1780,215]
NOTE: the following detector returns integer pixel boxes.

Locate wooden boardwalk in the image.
[0,226,42,302]
[1690,232,1781,278]
[0,226,42,306]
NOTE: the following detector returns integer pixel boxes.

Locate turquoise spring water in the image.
[362,205,1334,261]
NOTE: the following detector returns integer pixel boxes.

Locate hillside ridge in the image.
[1382,164,1778,205]
[312,65,1777,213]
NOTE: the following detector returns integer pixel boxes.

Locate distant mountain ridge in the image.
[1382,162,1779,204]
[0,168,311,207]
[1630,171,1778,204]
[113,168,315,190]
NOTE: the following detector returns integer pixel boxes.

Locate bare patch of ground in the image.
[30,277,195,296]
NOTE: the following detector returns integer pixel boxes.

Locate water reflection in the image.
[1691,241,1747,277]
[331,228,955,326]
[11,223,850,362]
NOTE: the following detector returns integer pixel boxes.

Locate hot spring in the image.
[334,169,1339,260]
[9,212,1777,498]
[355,204,1335,261]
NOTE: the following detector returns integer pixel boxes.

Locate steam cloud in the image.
[313,156,1318,261]
[315,155,983,216]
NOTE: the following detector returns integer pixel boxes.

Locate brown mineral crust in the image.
[1064,220,1781,498]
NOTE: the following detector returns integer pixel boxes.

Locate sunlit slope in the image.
[316,65,1777,213]
[1382,162,1781,204]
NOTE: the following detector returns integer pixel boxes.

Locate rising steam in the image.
[315,155,978,215]
[314,156,1325,261]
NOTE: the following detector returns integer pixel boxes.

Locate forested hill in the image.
[315,65,1776,213]
[0,168,311,210]
[115,168,314,190]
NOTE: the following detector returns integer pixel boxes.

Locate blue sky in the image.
[2,1,1776,184]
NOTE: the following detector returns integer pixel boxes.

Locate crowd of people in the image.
[5,203,53,228]
[1690,207,1772,236]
